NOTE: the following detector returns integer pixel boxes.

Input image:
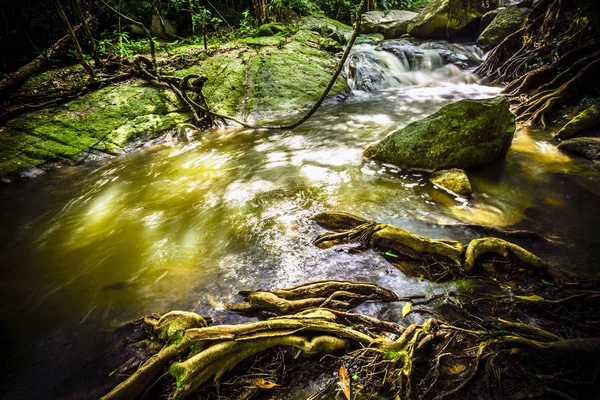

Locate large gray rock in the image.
[408,0,498,39]
[361,10,418,38]
[477,6,531,49]
[557,137,600,161]
[363,96,516,170]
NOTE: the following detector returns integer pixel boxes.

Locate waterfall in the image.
[345,39,486,91]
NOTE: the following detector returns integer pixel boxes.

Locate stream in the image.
[1,39,600,398]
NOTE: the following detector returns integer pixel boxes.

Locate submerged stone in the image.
[430,168,473,197]
[558,137,600,161]
[363,96,515,170]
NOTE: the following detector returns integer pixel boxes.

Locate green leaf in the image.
[385,250,398,258]
[515,295,545,302]
[541,279,555,286]
[109,369,116,377]
[402,302,412,317]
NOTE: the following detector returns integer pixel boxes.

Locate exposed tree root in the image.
[95,274,600,400]
[310,211,548,282]
[226,280,398,314]
[475,0,600,127]
[515,57,600,126]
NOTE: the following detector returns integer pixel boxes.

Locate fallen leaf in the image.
[254,378,280,389]
[402,302,412,317]
[515,295,545,302]
[339,363,351,400]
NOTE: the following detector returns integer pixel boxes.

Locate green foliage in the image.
[240,10,257,35]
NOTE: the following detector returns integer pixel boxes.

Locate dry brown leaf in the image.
[254,378,280,389]
[339,363,351,400]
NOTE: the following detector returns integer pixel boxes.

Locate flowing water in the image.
[1,39,600,398]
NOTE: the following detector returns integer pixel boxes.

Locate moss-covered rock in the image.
[256,22,295,37]
[361,10,418,39]
[476,6,531,50]
[408,0,498,39]
[558,137,600,161]
[176,30,348,121]
[429,168,472,196]
[555,101,600,141]
[1,29,349,181]
[0,82,178,180]
[301,14,354,44]
[363,96,515,170]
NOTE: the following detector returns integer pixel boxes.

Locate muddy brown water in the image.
[1,43,600,398]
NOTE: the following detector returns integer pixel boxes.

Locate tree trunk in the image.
[53,0,96,79]
[70,0,102,67]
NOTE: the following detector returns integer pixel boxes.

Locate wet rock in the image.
[408,0,498,40]
[477,6,531,50]
[361,10,418,38]
[555,101,600,141]
[558,137,600,161]
[480,8,502,32]
[363,96,515,170]
[430,168,472,196]
[301,14,353,45]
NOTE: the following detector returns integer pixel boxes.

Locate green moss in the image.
[1,28,350,179]
[0,82,177,177]
[363,97,515,170]
[256,22,295,37]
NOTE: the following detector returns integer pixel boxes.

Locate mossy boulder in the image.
[363,96,515,170]
[555,101,600,141]
[256,22,295,37]
[177,30,348,121]
[477,6,531,50]
[408,0,498,39]
[557,137,600,161]
[429,168,472,196]
[301,14,354,44]
[1,30,349,181]
[361,10,418,38]
[0,82,181,180]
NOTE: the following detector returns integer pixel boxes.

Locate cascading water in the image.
[345,39,485,91]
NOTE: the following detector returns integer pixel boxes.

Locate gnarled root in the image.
[311,211,548,282]
[515,57,600,126]
[170,334,347,399]
[464,237,548,275]
[226,280,398,314]
[101,311,208,400]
